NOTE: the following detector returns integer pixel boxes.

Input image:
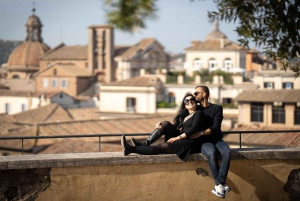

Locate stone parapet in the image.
[1,147,300,170]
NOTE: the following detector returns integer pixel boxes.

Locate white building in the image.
[184,22,248,76]
[99,76,164,114]
[253,69,300,89]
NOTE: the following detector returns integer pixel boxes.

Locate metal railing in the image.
[0,130,300,155]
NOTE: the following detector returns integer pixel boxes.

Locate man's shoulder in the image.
[209,103,223,109]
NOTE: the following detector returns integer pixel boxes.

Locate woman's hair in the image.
[173,93,194,126]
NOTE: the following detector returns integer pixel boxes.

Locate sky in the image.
[0,0,257,54]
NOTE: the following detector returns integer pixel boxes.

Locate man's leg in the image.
[214,140,231,185]
[201,142,225,198]
[201,142,220,185]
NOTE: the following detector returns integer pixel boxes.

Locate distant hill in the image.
[0,40,22,65]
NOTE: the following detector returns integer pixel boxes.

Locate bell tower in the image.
[25,5,43,42]
[88,25,115,83]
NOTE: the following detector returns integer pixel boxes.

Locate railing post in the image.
[98,136,101,152]
[239,133,241,148]
[22,139,24,155]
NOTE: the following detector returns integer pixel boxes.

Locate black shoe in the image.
[121,135,131,156]
[131,138,144,146]
[131,129,162,146]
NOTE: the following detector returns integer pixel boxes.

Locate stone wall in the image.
[1,148,300,201]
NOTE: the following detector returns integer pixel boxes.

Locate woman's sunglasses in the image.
[184,97,195,105]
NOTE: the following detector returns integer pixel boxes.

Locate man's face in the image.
[194,87,205,102]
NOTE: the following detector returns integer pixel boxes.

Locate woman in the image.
[121,93,205,162]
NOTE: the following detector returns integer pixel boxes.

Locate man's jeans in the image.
[201,140,231,185]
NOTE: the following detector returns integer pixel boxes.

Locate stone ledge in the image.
[0,147,299,170]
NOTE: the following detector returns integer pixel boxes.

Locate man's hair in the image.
[195,85,210,98]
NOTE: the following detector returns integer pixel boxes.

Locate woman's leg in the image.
[122,135,174,156]
[131,121,179,146]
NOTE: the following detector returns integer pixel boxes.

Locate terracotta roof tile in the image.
[116,38,163,58]
[0,90,43,97]
[224,125,300,147]
[42,44,87,60]
[13,103,73,124]
[235,89,300,103]
[35,63,91,77]
[67,108,100,120]
[102,76,162,87]
[185,39,247,50]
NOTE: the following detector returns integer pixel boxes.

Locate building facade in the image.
[184,22,248,76]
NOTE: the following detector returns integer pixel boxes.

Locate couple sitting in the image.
[121,85,231,198]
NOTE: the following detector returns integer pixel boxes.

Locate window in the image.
[264,82,274,89]
[223,98,232,104]
[60,80,69,88]
[168,92,176,104]
[224,59,233,70]
[283,82,293,89]
[85,63,88,69]
[208,59,218,71]
[272,105,285,124]
[5,103,10,114]
[53,69,57,75]
[51,79,58,87]
[43,78,48,88]
[193,59,202,69]
[295,107,300,125]
[251,103,264,122]
[12,75,20,79]
[21,104,27,111]
[126,98,136,112]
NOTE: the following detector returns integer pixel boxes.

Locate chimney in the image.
[177,74,184,84]
[233,75,243,84]
[213,75,220,84]
[194,74,201,84]
[140,69,145,76]
[220,34,225,48]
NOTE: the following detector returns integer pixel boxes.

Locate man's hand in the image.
[190,131,201,139]
[167,137,180,143]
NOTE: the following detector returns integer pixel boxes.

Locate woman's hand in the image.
[167,137,180,143]
[155,122,162,129]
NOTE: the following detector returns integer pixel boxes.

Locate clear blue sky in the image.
[0,0,257,54]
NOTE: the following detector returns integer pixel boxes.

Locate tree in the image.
[104,0,300,77]
[104,0,158,32]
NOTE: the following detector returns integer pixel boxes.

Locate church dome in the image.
[7,8,50,68]
[7,41,50,67]
[205,22,227,40]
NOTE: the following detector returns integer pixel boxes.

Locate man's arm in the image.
[190,105,223,139]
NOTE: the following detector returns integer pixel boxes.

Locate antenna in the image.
[60,27,63,43]
[32,1,36,15]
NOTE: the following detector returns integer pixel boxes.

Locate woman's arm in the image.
[183,110,204,137]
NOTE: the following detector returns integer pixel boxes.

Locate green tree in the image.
[0,40,22,65]
[104,0,300,77]
[104,0,157,32]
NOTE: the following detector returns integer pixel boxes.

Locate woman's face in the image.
[184,96,196,110]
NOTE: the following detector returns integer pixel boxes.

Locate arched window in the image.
[224,59,233,71]
[193,58,202,69]
[208,59,218,71]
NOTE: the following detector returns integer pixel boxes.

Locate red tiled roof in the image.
[224,125,300,147]
[13,103,73,124]
[42,43,87,60]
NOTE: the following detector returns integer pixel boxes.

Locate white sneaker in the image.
[212,184,225,198]
[223,184,231,194]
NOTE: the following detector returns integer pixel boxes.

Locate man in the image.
[190,85,231,198]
